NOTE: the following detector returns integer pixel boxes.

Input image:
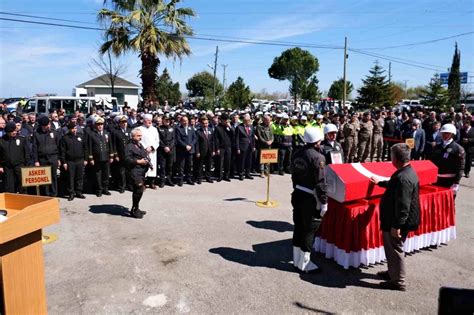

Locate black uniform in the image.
[0,135,30,193]
[88,129,114,195]
[194,126,216,183]
[214,123,233,181]
[60,132,88,197]
[291,145,328,253]
[429,140,465,197]
[175,124,197,185]
[112,127,131,192]
[157,125,176,186]
[125,141,150,217]
[32,128,61,196]
[320,139,345,164]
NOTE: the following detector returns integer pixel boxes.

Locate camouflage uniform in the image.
[371,118,384,162]
[357,119,373,162]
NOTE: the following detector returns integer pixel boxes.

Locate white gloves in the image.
[320,203,328,217]
[450,184,460,193]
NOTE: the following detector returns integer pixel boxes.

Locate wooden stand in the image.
[0,193,60,314]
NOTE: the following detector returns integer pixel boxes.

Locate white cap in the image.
[308,110,315,115]
[143,114,153,120]
[276,113,283,118]
[304,127,323,144]
[256,111,263,116]
[440,123,457,135]
[282,113,289,119]
[291,115,298,120]
[324,124,338,134]
[316,114,323,119]
[300,115,307,121]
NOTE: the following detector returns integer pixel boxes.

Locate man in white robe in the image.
[138,114,160,188]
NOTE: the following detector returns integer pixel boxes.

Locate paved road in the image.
[44,172,474,314]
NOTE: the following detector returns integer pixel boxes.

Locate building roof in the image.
[76,75,140,88]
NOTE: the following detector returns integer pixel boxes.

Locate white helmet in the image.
[282,113,289,120]
[324,124,338,134]
[303,127,323,144]
[440,123,457,135]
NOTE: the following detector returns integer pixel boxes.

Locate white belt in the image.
[437,173,456,178]
[295,185,314,195]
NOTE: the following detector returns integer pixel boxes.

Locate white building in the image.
[74,75,140,109]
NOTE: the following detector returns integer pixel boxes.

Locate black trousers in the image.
[3,165,25,193]
[176,151,193,182]
[237,148,252,176]
[291,189,320,252]
[465,150,472,176]
[278,146,292,173]
[66,160,84,195]
[217,147,231,179]
[158,150,175,182]
[94,160,110,193]
[194,152,213,180]
[39,158,58,197]
[383,139,395,161]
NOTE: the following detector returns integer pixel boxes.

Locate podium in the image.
[0,193,60,314]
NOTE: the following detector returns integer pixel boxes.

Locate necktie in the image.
[246,126,249,135]
[204,128,208,139]
[185,127,188,136]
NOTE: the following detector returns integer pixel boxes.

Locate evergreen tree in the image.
[155,68,181,106]
[422,74,449,112]
[448,42,461,106]
[301,76,321,103]
[357,62,391,108]
[224,77,252,109]
[328,78,353,100]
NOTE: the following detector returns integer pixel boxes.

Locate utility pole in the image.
[403,79,409,99]
[222,64,228,91]
[342,36,348,107]
[388,62,392,84]
[213,46,219,103]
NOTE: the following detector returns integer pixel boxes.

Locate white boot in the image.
[298,250,319,272]
[292,246,300,267]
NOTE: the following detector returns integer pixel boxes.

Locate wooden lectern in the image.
[0,193,60,314]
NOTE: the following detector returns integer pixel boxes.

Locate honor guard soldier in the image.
[32,116,61,196]
[320,124,344,164]
[124,128,150,219]
[60,122,88,201]
[112,115,131,193]
[88,117,114,197]
[429,123,465,198]
[157,114,176,187]
[291,128,328,273]
[0,122,30,193]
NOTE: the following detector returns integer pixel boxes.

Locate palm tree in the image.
[98,0,195,102]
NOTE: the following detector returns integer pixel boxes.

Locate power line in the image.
[355,31,474,50]
[0,11,97,25]
[0,17,103,31]
[349,49,446,70]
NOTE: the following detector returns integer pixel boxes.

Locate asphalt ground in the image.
[44,172,474,314]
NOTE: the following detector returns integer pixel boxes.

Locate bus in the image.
[21,96,101,115]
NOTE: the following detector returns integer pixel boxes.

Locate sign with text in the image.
[405,138,415,149]
[440,72,468,85]
[21,166,52,187]
[260,149,279,164]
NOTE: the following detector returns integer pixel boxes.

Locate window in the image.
[50,100,61,111]
[63,100,75,114]
[24,100,36,113]
[37,100,47,113]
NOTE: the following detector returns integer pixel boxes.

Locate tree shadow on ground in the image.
[293,302,336,314]
[246,220,293,233]
[223,197,255,203]
[89,204,130,217]
[210,239,381,289]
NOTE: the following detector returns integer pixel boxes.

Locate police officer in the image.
[60,121,88,201]
[429,123,465,198]
[88,117,114,197]
[291,127,328,273]
[112,115,131,193]
[157,114,176,187]
[0,122,30,193]
[320,124,344,164]
[124,128,149,219]
[277,113,293,175]
[32,116,61,197]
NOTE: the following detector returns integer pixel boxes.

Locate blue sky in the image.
[1,0,473,99]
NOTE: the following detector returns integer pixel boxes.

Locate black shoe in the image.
[166,179,175,187]
[465,173,470,178]
[223,177,231,182]
[187,180,195,185]
[239,175,244,181]
[76,193,86,199]
[96,193,102,197]
[279,171,284,176]
[158,182,165,188]
[177,181,183,187]
[130,207,144,219]
[217,178,222,182]
[206,178,214,183]
[379,281,406,291]
[119,189,125,193]
[103,190,111,195]
[245,175,253,180]
[196,180,202,185]
[376,271,391,281]
[68,195,74,201]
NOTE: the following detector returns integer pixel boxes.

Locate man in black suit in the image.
[175,116,197,186]
[235,114,255,180]
[194,116,216,184]
[214,114,232,182]
[112,115,131,193]
[403,119,425,160]
[460,119,474,178]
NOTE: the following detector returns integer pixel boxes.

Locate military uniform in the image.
[357,119,374,162]
[157,124,176,186]
[371,118,384,162]
[0,134,30,193]
[429,140,465,197]
[88,129,114,195]
[60,131,88,199]
[343,121,358,162]
[291,145,328,272]
[112,127,131,192]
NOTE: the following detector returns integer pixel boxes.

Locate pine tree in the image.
[301,76,321,103]
[422,74,449,112]
[448,42,461,106]
[155,68,181,106]
[224,77,252,109]
[357,62,391,109]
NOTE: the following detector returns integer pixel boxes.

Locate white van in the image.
[21,96,96,115]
